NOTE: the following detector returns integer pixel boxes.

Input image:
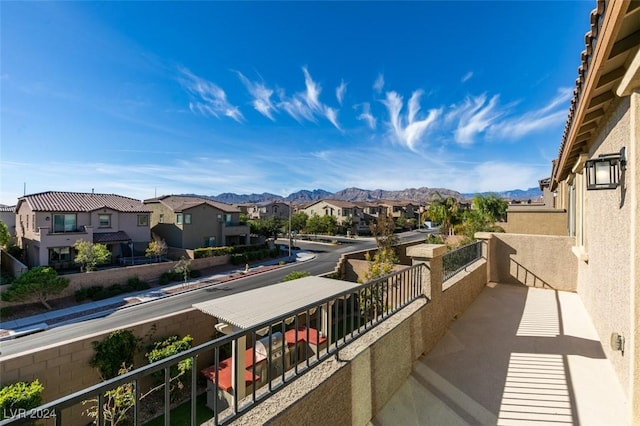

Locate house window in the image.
[184,213,192,224]
[99,214,111,228]
[50,247,71,262]
[53,214,77,233]
[159,214,164,223]
[176,213,183,224]
[137,215,149,226]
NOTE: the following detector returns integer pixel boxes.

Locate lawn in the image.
[144,393,213,426]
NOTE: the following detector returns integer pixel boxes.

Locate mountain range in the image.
[196,186,543,205]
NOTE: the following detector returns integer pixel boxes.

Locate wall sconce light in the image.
[585,147,626,190]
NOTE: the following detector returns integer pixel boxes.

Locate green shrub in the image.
[0,380,44,420]
[283,271,311,281]
[127,277,150,291]
[75,288,89,302]
[90,330,141,379]
[145,335,193,399]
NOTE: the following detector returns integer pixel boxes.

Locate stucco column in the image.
[321,301,334,345]
[215,323,246,401]
[475,232,493,283]
[406,244,447,302]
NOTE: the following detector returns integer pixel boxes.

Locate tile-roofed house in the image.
[144,195,250,249]
[542,0,640,415]
[246,201,291,220]
[15,191,151,269]
[301,199,363,233]
[0,205,17,238]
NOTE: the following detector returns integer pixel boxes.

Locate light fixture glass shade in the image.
[585,154,622,190]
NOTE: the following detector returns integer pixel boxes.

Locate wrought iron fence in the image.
[442,240,482,282]
[0,264,425,426]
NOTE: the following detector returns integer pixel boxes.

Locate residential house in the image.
[352,201,383,231]
[246,201,291,221]
[546,0,640,410]
[144,195,250,249]
[378,200,419,227]
[0,205,16,238]
[15,191,151,269]
[301,199,362,232]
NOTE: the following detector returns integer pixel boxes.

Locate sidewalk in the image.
[0,251,316,341]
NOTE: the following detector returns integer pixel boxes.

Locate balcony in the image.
[0,234,632,425]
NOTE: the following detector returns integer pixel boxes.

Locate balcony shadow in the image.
[372,284,626,426]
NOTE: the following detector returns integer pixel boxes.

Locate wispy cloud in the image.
[275,67,341,130]
[383,90,441,151]
[448,94,504,145]
[373,73,385,93]
[355,102,376,129]
[461,71,474,83]
[236,71,277,120]
[178,68,243,122]
[336,80,347,105]
[488,87,572,140]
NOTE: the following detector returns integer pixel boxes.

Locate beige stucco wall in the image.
[0,308,217,426]
[0,254,230,309]
[479,233,577,291]
[574,95,635,413]
[503,208,568,236]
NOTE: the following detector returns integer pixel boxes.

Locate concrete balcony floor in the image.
[371,283,629,426]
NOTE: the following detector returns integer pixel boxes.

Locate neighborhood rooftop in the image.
[18,191,150,213]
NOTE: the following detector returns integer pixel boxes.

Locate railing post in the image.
[406,244,447,302]
[475,232,493,284]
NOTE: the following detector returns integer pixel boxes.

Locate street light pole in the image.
[288,201,292,258]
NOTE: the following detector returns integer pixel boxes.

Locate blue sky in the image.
[1,1,594,204]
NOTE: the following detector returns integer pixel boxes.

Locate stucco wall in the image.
[576,95,634,403]
[481,233,577,291]
[0,308,217,426]
[503,208,568,236]
[0,254,230,309]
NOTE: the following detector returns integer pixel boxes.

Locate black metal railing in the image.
[0,265,425,426]
[442,240,482,282]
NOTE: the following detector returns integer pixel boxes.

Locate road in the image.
[0,231,427,356]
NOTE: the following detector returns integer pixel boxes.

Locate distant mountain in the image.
[332,187,464,202]
[208,192,282,204]
[190,186,540,205]
[201,187,465,204]
[286,189,333,202]
[463,187,543,201]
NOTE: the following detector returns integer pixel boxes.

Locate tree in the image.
[360,214,399,320]
[74,240,111,272]
[290,212,309,233]
[426,195,461,237]
[90,329,141,380]
[472,194,508,222]
[1,266,69,310]
[0,221,10,248]
[457,195,507,242]
[173,257,191,286]
[145,239,167,263]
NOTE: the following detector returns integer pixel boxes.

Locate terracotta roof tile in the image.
[146,195,239,213]
[20,192,150,213]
